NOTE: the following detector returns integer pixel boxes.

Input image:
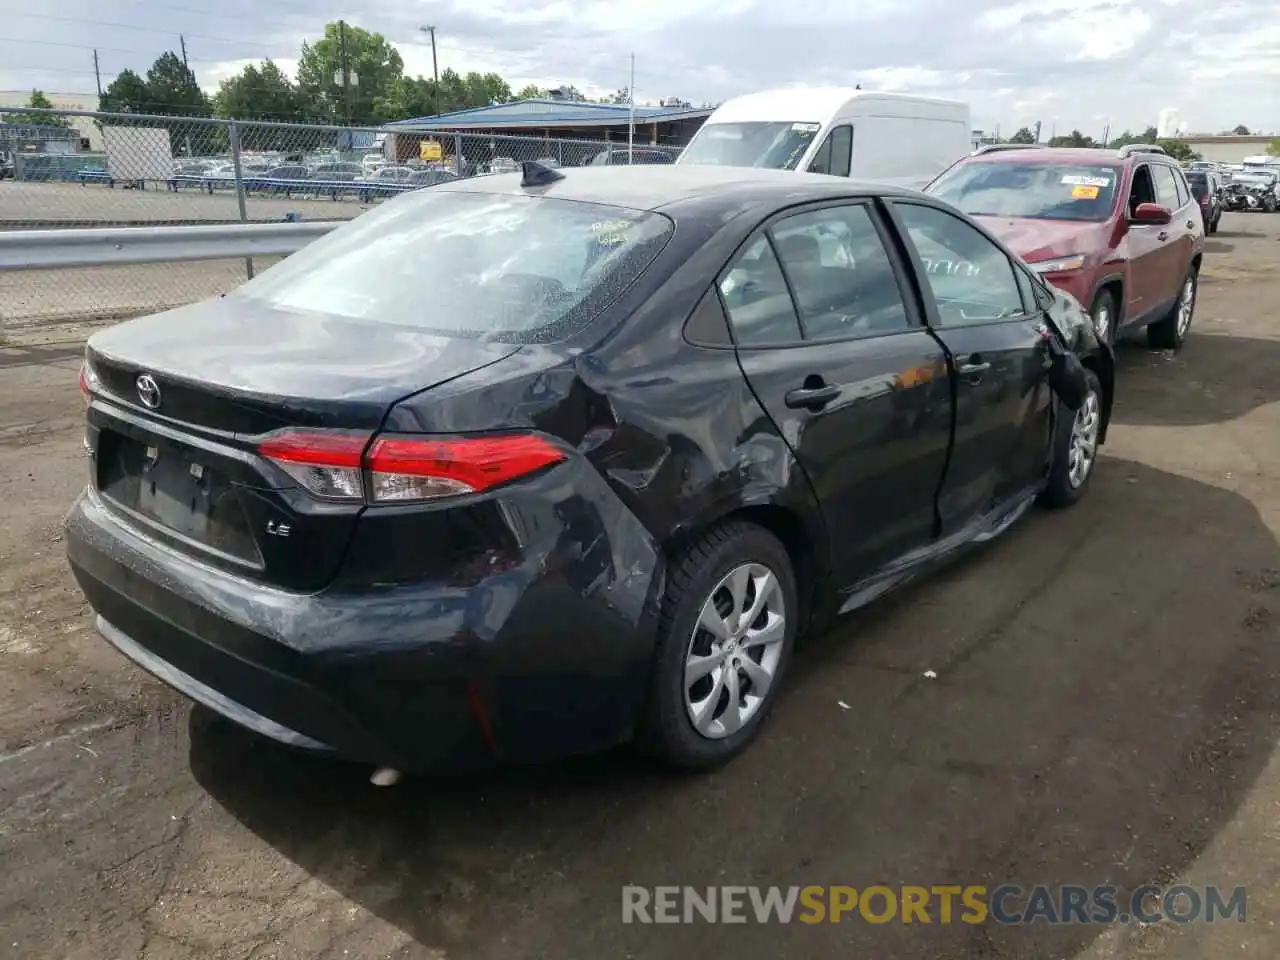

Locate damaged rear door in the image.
[722,199,953,588]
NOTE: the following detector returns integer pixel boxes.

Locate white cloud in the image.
[0,0,1276,135]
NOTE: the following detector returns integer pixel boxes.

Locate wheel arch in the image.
[1092,272,1126,327]
[661,501,827,637]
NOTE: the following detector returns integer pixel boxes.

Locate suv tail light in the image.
[258,429,566,504]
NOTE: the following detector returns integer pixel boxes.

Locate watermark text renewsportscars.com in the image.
[622,884,1246,925]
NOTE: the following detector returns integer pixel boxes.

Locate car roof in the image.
[964,147,1133,166]
[432,164,924,214]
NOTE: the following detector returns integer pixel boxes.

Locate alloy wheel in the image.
[1093,302,1111,342]
[1067,390,1100,488]
[1176,275,1196,340]
[683,563,786,740]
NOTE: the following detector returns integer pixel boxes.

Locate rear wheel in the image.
[638,523,797,771]
[1039,370,1103,508]
[1147,266,1197,350]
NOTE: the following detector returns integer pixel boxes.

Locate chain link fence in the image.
[0,106,682,335]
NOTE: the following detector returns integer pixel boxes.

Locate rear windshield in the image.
[1185,173,1209,198]
[927,161,1122,222]
[678,121,822,171]
[233,190,673,343]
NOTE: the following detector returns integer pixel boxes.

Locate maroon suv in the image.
[925,144,1204,349]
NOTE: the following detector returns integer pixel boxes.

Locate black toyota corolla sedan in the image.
[66,163,1114,776]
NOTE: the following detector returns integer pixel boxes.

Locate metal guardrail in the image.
[0,221,337,271]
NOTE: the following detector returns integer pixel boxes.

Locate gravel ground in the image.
[0,213,1277,959]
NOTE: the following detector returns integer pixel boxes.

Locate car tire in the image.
[1039,369,1104,509]
[637,522,798,772]
[1088,288,1117,346]
[1147,265,1198,350]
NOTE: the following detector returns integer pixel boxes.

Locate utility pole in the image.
[419,26,439,115]
[180,34,188,68]
[92,49,102,99]
[338,20,351,124]
[627,52,635,164]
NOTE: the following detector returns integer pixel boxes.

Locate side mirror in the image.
[1132,202,1173,225]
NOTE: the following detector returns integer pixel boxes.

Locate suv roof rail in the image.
[971,143,1040,155]
[1117,143,1168,158]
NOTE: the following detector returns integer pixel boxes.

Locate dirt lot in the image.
[0,215,1277,960]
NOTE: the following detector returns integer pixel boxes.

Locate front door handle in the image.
[784,383,840,410]
[956,357,991,380]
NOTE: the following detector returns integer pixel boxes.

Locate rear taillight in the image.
[257,430,368,501]
[257,429,565,504]
[78,361,99,406]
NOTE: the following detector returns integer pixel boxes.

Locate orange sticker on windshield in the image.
[1072,185,1099,199]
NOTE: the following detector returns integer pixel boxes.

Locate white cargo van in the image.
[676,87,971,188]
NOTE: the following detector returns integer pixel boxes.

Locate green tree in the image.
[375,76,435,120]
[607,87,630,105]
[1232,124,1251,136]
[1267,138,1280,157]
[1048,129,1094,148]
[1008,126,1035,144]
[99,69,150,114]
[296,21,404,124]
[213,60,306,122]
[462,71,513,107]
[1155,139,1201,162]
[1,89,71,126]
[145,52,212,116]
[515,83,545,100]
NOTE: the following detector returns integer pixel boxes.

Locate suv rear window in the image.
[233,190,673,343]
[1185,172,1209,199]
[927,161,1122,222]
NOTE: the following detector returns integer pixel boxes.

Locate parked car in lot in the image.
[925,143,1204,349]
[1184,169,1223,233]
[67,165,1113,777]
[586,147,676,166]
[311,161,365,182]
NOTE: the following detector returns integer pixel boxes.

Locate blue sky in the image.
[1,0,1277,136]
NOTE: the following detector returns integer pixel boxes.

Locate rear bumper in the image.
[66,478,663,772]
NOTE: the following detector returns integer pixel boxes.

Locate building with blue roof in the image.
[382,97,713,168]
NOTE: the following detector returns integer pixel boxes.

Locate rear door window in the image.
[768,204,911,339]
[1151,164,1182,209]
[717,236,803,345]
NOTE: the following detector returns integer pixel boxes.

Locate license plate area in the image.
[98,430,263,565]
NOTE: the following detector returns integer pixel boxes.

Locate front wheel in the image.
[638,522,798,771]
[1039,369,1103,508]
[1088,289,1116,346]
[1147,266,1198,350]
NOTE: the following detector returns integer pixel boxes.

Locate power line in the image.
[6,11,278,49]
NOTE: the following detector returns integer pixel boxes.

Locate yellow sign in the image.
[419,140,443,162]
[1072,185,1100,200]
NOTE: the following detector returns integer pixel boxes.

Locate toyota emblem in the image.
[135,374,161,409]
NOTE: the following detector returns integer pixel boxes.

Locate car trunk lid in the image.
[82,298,520,590]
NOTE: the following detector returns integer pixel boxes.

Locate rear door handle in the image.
[784,384,840,410]
[1158,231,1170,241]
[1185,219,1195,229]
